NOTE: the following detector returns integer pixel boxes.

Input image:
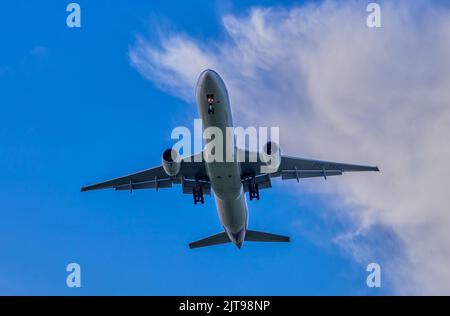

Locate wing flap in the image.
[281,170,342,180]
[114,179,173,191]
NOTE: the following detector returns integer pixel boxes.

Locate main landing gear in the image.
[193,185,204,205]
[249,179,260,201]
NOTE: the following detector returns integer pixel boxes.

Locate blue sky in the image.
[0,1,393,295]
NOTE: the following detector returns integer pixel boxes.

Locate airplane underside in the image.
[80,69,380,250]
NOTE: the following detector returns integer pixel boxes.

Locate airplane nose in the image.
[199,69,216,86]
[195,69,227,112]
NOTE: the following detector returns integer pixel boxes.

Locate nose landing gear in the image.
[206,94,215,114]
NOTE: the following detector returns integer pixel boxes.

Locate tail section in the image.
[189,232,231,249]
[245,230,290,243]
[189,230,290,249]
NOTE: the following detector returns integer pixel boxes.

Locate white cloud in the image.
[129,0,450,294]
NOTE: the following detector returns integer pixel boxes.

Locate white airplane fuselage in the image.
[196,69,247,248]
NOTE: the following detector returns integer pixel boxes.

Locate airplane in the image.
[81,69,379,249]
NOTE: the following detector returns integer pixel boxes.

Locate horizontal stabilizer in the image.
[245,230,290,243]
[189,232,231,249]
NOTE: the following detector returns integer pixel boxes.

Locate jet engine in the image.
[261,141,281,174]
[162,148,181,177]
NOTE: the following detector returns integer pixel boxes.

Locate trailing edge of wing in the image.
[281,170,342,180]
[115,179,173,191]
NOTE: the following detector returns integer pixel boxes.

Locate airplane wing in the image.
[240,152,379,190]
[274,155,379,180]
[81,153,210,194]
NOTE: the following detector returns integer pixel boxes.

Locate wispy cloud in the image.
[129,0,450,294]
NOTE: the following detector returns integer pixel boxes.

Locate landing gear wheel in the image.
[206,94,215,114]
[193,186,204,205]
[249,182,260,201]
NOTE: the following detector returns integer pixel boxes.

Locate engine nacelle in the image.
[162,148,181,177]
[260,141,281,174]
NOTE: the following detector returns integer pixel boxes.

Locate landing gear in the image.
[249,179,260,201]
[193,185,204,205]
[207,94,215,114]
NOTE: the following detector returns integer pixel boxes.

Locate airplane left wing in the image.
[275,155,379,181]
[240,151,379,189]
[81,153,210,194]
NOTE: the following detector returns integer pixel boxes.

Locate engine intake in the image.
[260,141,281,174]
[162,148,181,177]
